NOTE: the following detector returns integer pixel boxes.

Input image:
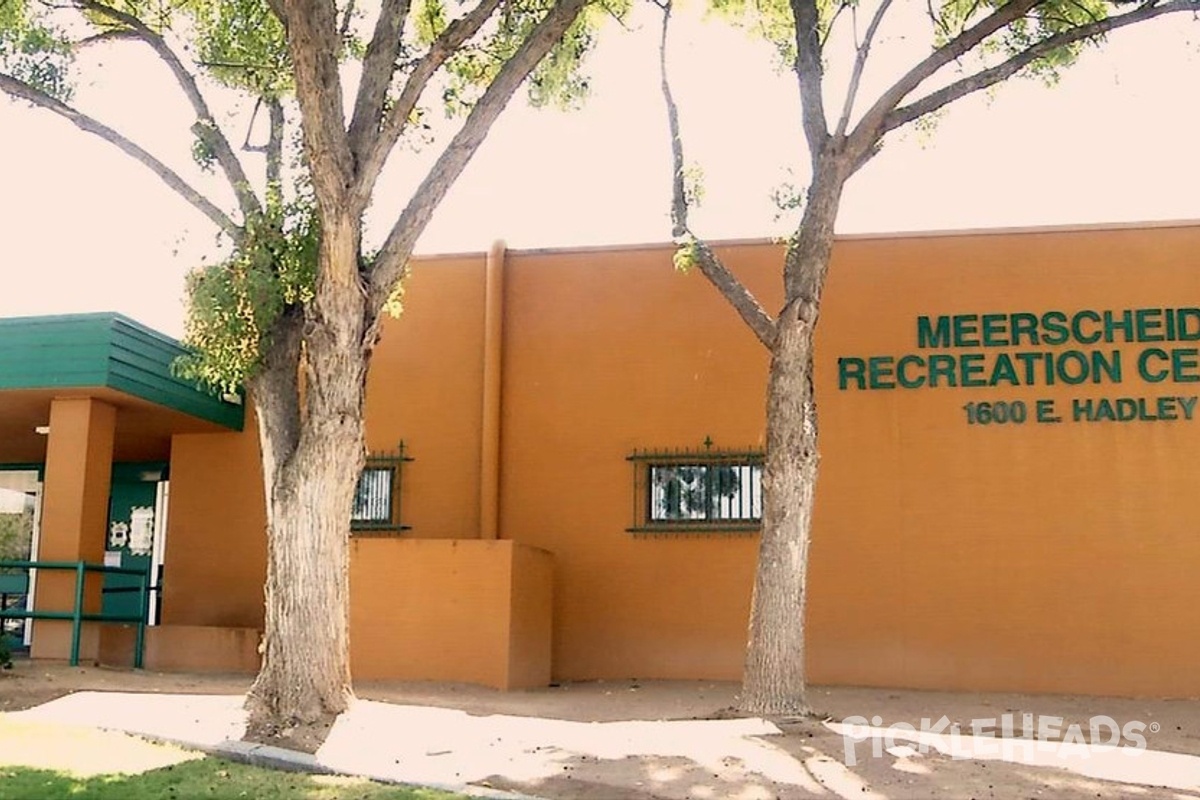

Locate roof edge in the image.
[410,217,1200,261]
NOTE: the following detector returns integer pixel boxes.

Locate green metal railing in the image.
[0,560,150,668]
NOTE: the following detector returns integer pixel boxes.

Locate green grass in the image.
[0,757,471,800]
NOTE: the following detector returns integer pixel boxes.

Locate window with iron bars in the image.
[627,444,763,534]
[351,442,413,535]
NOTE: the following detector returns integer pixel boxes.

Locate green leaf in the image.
[0,0,73,100]
[183,0,293,97]
[175,196,318,393]
[672,237,699,274]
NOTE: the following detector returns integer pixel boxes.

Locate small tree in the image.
[1,0,607,729]
[0,513,32,564]
[656,0,1200,715]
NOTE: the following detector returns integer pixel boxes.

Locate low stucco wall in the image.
[98,624,261,673]
[350,538,553,689]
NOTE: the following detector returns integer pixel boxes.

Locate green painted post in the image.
[70,561,85,667]
[134,567,149,669]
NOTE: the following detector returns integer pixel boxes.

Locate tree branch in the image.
[79,0,262,220]
[880,0,1200,136]
[0,72,240,239]
[656,0,775,348]
[346,0,412,162]
[279,0,355,214]
[833,0,893,138]
[789,0,831,163]
[339,0,357,38]
[242,97,267,151]
[351,0,505,207]
[659,0,686,238]
[366,0,590,312]
[821,0,853,48]
[690,241,778,349]
[266,97,285,199]
[77,29,140,48]
[845,0,1039,158]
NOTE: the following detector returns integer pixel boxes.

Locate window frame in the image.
[350,442,413,536]
[627,446,764,535]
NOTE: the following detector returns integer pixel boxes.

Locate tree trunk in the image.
[740,308,819,716]
[246,217,372,730]
[739,157,845,716]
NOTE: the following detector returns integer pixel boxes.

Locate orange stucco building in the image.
[3,220,1200,697]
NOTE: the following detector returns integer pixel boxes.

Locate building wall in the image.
[808,223,1200,696]
[349,538,552,688]
[364,254,487,540]
[164,414,267,629]
[160,222,1200,696]
[497,243,776,680]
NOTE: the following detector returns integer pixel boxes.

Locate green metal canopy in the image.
[0,313,243,431]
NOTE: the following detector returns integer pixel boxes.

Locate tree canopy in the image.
[1,0,611,388]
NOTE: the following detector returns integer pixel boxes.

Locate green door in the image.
[102,464,165,622]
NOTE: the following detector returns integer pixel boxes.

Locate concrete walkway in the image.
[10,690,1200,798]
[12,691,850,797]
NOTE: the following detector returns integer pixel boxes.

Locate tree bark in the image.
[246,218,371,729]
[248,0,585,732]
[740,159,845,717]
[741,306,819,716]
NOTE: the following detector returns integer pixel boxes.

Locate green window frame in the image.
[351,442,413,535]
[627,444,764,535]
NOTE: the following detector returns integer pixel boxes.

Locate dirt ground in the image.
[3,660,1200,798]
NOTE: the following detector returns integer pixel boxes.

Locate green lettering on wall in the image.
[1041,311,1069,346]
[839,357,866,390]
[928,355,957,387]
[1056,350,1090,385]
[917,316,951,349]
[953,315,981,347]
[1103,309,1134,343]
[960,354,987,387]
[1136,309,1164,342]
[897,355,926,388]
[868,356,896,389]
[1172,348,1200,382]
[1091,350,1122,384]
[1010,313,1040,346]
[1070,310,1101,345]
[981,314,1008,347]
[1180,309,1200,341]
[988,353,1020,386]
[838,310,1200,392]
[1014,352,1043,385]
[1138,348,1169,383]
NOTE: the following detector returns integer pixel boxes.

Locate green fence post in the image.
[70,561,85,667]
[134,567,149,669]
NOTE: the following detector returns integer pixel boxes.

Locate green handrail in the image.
[0,559,150,668]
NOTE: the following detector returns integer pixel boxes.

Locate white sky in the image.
[0,4,1197,336]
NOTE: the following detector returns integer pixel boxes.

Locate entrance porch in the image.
[0,313,244,665]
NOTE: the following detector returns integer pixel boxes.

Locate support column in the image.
[479,240,506,540]
[30,397,116,661]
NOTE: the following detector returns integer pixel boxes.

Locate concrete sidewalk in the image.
[11,689,1200,799]
[11,691,851,798]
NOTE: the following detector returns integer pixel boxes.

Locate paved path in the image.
[14,691,866,797]
[10,690,1200,798]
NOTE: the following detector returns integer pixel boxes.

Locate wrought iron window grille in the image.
[626,440,764,536]
[351,441,414,536]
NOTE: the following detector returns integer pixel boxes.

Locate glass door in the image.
[0,469,41,650]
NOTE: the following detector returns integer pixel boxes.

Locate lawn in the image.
[0,758,471,800]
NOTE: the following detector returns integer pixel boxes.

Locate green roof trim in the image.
[0,313,243,431]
